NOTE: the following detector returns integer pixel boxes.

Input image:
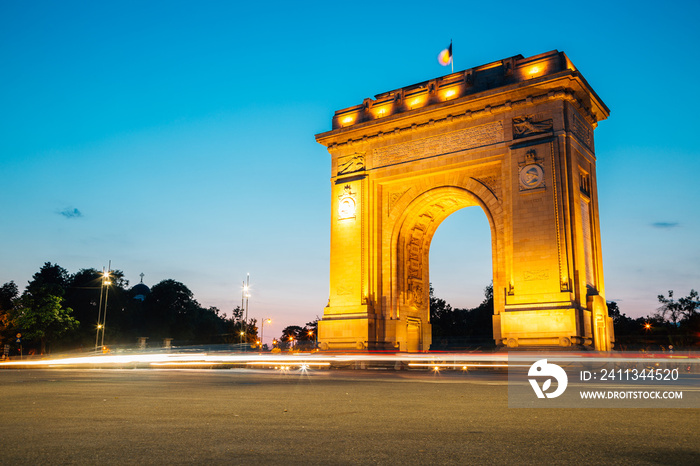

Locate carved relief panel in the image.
[337,152,365,176]
[512,114,553,139]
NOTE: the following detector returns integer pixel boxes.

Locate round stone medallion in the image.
[519,164,544,189]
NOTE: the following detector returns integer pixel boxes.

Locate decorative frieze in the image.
[373,121,504,167]
[572,111,592,149]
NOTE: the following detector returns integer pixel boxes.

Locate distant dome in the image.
[131,273,150,301]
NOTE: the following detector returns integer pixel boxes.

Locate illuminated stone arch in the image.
[315,51,614,351]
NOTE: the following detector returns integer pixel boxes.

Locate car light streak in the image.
[246,361,331,367]
[149,361,227,367]
[407,363,521,368]
[0,351,698,370]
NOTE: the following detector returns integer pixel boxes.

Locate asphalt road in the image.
[0,369,697,465]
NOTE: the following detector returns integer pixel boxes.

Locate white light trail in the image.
[0,351,698,371]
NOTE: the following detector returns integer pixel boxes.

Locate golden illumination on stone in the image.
[373,106,389,119]
[443,88,458,101]
[338,197,355,219]
[317,50,614,352]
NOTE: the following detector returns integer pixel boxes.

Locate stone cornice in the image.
[319,84,600,152]
[316,51,609,150]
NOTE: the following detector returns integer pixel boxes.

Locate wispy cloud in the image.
[651,222,679,229]
[58,207,83,219]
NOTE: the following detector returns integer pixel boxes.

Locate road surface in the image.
[0,369,697,464]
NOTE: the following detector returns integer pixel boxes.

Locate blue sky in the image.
[1,0,699,343]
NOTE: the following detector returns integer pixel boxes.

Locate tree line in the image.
[429,282,699,350]
[610,290,699,350]
[0,262,259,354]
[277,320,319,351]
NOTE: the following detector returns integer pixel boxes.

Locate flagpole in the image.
[451,39,453,73]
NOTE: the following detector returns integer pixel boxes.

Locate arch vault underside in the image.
[315,50,614,352]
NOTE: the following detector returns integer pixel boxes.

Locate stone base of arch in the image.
[317,313,432,352]
[497,309,592,348]
[317,306,614,352]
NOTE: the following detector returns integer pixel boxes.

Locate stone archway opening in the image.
[392,186,501,352]
[428,205,493,349]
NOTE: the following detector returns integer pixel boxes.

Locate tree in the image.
[12,293,79,353]
[305,317,320,343]
[0,281,19,312]
[279,325,304,350]
[657,289,700,325]
[466,282,494,339]
[225,306,244,344]
[144,279,198,340]
[13,263,79,353]
[429,282,494,349]
[429,284,453,321]
[26,262,70,298]
[276,320,320,351]
[230,305,244,322]
[609,301,637,334]
[0,281,19,341]
[246,318,259,345]
[281,325,304,341]
[191,306,227,343]
[142,279,228,344]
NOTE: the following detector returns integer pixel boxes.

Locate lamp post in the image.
[261,318,271,352]
[245,273,250,326]
[100,271,112,348]
[241,281,245,348]
[241,274,250,351]
[95,270,104,351]
[95,264,111,351]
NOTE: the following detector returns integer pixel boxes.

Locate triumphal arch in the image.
[315,50,614,352]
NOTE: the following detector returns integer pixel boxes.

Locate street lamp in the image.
[241,274,250,351]
[261,318,271,352]
[308,330,316,349]
[95,264,112,351]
